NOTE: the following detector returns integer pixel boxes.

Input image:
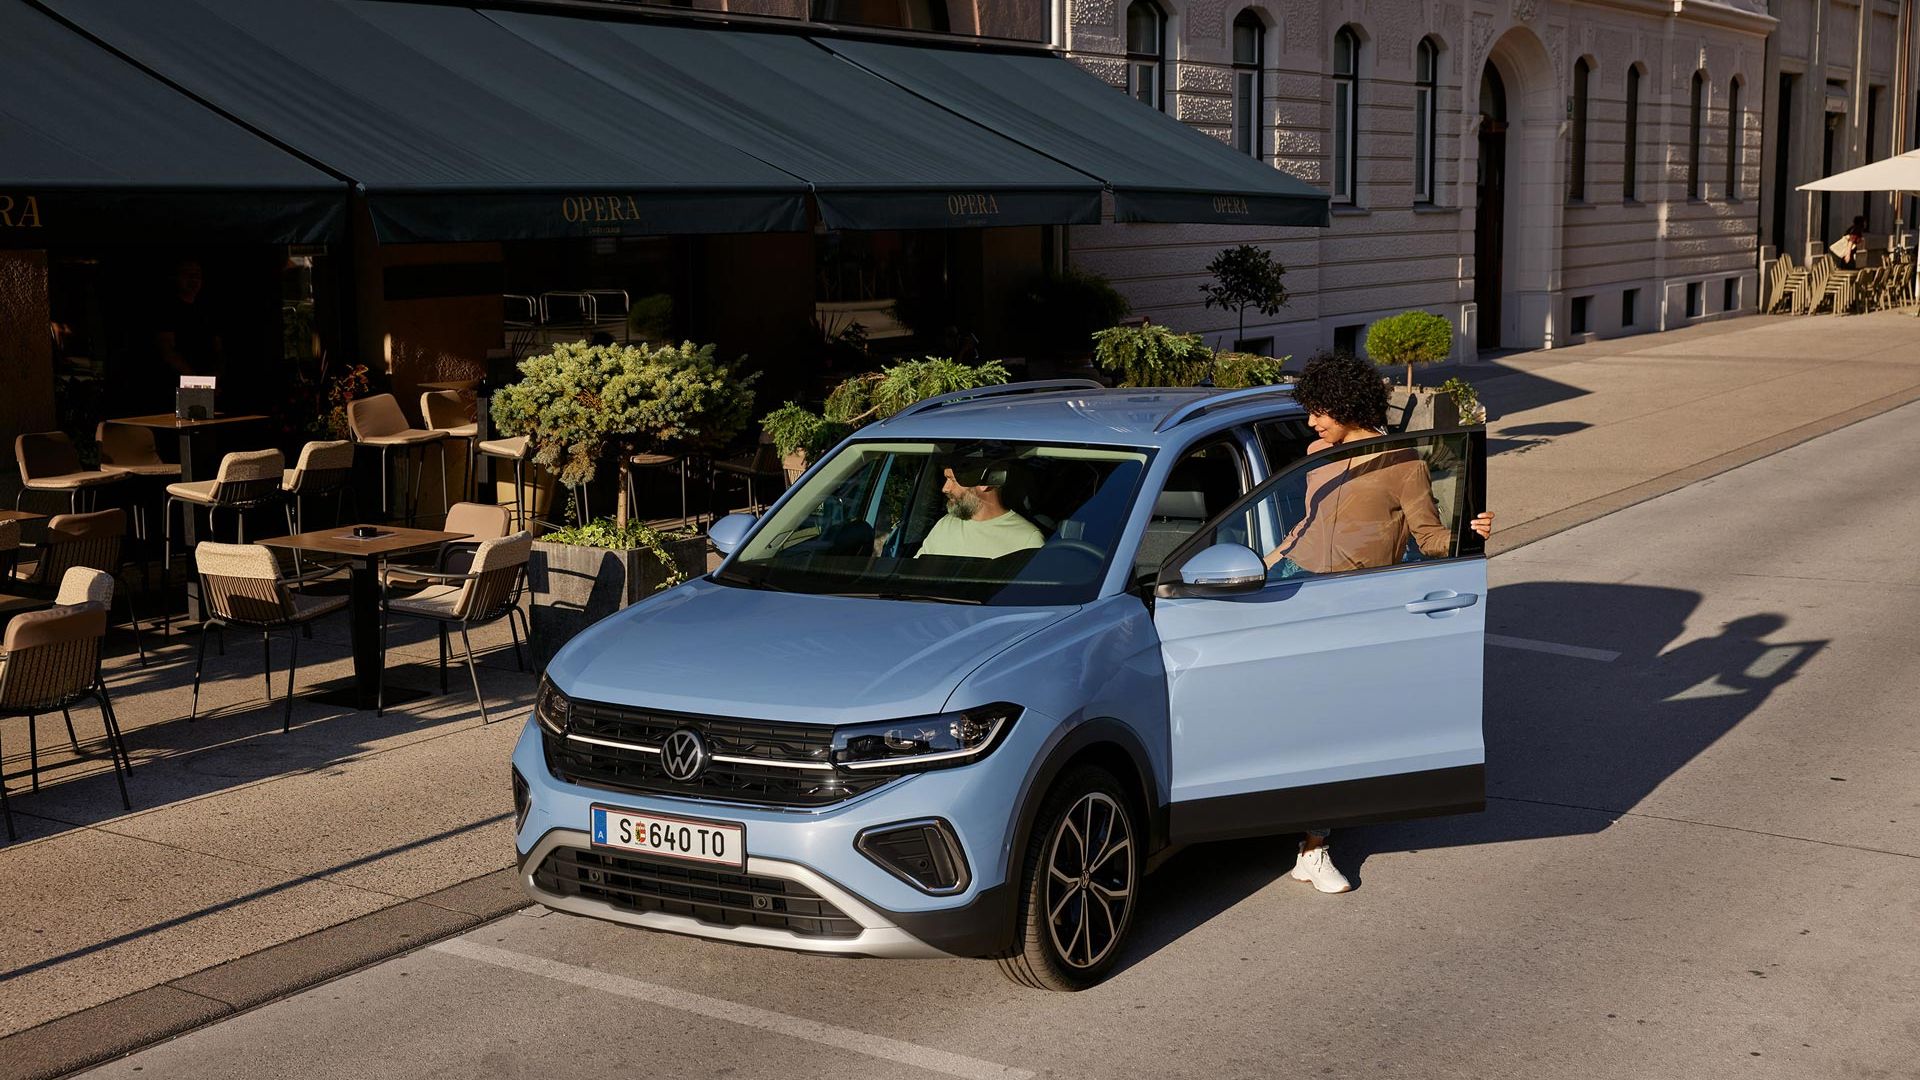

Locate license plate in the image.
[590,805,745,869]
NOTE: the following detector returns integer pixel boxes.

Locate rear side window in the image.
[1254,418,1317,474]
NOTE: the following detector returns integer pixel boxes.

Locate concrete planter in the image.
[1388,386,1462,432]
[527,534,708,670]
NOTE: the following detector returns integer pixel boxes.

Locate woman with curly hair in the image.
[1265,351,1493,892]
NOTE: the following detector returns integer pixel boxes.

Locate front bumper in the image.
[512,714,1042,958]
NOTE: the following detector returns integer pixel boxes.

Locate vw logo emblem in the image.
[660,728,710,782]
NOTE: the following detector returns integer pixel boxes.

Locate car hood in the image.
[545,578,1075,724]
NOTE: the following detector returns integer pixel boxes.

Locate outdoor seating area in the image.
[1764,249,1916,315]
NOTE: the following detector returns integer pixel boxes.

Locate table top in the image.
[258,526,470,559]
[418,379,482,392]
[0,510,48,525]
[108,412,270,431]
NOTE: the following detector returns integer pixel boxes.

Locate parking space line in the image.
[1486,634,1620,662]
[429,939,1035,1080]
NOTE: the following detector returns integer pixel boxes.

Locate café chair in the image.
[382,501,509,591]
[380,531,531,724]
[347,394,447,526]
[95,422,180,551]
[164,449,286,570]
[189,542,348,733]
[15,509,149,666]
[626,452,690,527]
[282,439,356,534]
[14,431,126,514]
[710,432,787,514]
[422,391,479,503]
[477,435,534,531]
[0,571,132,841]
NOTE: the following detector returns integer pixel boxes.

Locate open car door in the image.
[1152,428,1488,843]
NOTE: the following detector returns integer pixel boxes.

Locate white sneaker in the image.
[1289,842,1352,894]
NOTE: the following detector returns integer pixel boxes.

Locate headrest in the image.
[1152,490,1209,521]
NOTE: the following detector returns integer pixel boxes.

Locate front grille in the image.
[542,700,897,807]
[534,846,861,939]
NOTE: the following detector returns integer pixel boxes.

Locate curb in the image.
[0,867,531,1080]
[1486,381,1920,557]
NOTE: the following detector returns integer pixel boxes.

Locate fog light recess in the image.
[512,767,530,833]
[856,818,970,895]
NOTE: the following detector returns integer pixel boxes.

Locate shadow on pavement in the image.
[1112,581,1824,968]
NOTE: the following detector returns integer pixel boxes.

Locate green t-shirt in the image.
[917,511,1045,560]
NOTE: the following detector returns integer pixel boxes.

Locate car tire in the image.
[996,765,1140,991]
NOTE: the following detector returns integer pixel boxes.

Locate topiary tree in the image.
[492,340,758,528]
[1365,310,1455,389]
[1199,244,1290,347]
[1091,324,1212,387]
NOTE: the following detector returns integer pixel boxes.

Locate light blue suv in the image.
[513,381,1488,989]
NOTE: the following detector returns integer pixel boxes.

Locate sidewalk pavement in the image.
[4,311,1918,1079]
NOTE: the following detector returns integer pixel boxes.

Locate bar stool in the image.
[164,449,286,569]
[95,422,180,552]
[625,452,689,526]
[422,391,479,503]
[347,394,446,526]
[477,435,533,531]
[15,432,125,513]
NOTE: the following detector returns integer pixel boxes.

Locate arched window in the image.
[1126,1,1166,110]
[1623,65,1641,201]
[1232,11,1265,158]
[1569,58,1591,202]
[1726,78,1742,198]
[1333,26,1360,203]
[1414,38,1438,203]
[811,0,949,31]
[1688,71,1705,199]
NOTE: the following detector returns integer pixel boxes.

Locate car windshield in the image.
[715,439,1152,606]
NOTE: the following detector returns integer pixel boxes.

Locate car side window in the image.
[1132,438,1249,583]
[1254,418,1317,475]
[1159,430,1484,585]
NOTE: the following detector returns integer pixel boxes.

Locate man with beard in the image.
[916,454,1044,560]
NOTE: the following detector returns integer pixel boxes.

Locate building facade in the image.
[1064,0,1801,359]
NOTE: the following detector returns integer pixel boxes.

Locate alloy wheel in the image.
[1042,790,1134,970]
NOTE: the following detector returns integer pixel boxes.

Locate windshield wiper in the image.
[839,590,983,605]
[714,570,792,592]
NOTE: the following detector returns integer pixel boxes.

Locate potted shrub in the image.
[1365,310,1457,431]
[757,357,1010,477]
[1199,244,1290,349]
[491,340,757,666]
[1211,351,1292,388]
[1091,324,1212,387]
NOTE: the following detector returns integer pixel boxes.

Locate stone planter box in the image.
[1388,386,1462,432]
[527,534,708,670]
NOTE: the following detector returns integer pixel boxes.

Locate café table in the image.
[259,524,469,710]
[107,412,268,620]
[0,509,48,607]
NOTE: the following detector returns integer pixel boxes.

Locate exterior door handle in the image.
[1406,590,1479,616]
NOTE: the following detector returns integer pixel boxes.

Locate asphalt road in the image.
[85,404,1920,1080]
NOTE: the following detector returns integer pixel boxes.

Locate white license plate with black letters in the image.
[590,804,745,869]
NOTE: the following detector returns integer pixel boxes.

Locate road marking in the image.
[1487,634,1620,662]
[430,939,1035,1080]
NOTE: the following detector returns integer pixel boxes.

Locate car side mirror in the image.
[707,512,757,557]
[1159,543,1268,598]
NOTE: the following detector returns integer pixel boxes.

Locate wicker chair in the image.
[347,394,447,526]
[422,391,479,503]
[0,574,131,841]
[477,436,534,531]
[1784,255,1831,314]
[190,542,348,733]
[96,422,180,550]
[164,449,286,569]
[380,531,531,723]
[282,440,356,535]
[15,509,149,666]
[384,502,510,592]
[15,431,126,513]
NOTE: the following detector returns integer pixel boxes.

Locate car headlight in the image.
[535,677,570,736]
[831,703,1021,772]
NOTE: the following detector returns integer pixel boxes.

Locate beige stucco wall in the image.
[1065,0,1778,360]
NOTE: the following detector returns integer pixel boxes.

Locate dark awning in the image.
[39,0,813,241]
[822,39,1333,228]
[481,10,1104,230]
[1,2,345,245]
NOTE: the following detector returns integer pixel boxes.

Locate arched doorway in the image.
[1474,66,1508,349]
[1472,28,1559,350]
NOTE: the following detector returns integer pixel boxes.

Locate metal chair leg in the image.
[189,624,210,721]
[61,707,80,753]
[438,624,449,694]
[261,632,272,701]
[98,681,132,775]
[0,743,13,840]
[96,698,130,811]
[439,443,450,524]
[121,573,149,668]
[28,713,39,791]
[284,630,299,734]
[459,625,489,724]
[508,607,525,673]
[377,602,389,717]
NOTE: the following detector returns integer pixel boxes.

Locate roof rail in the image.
[1153,384,1297,433]
[880,379,1107,423]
